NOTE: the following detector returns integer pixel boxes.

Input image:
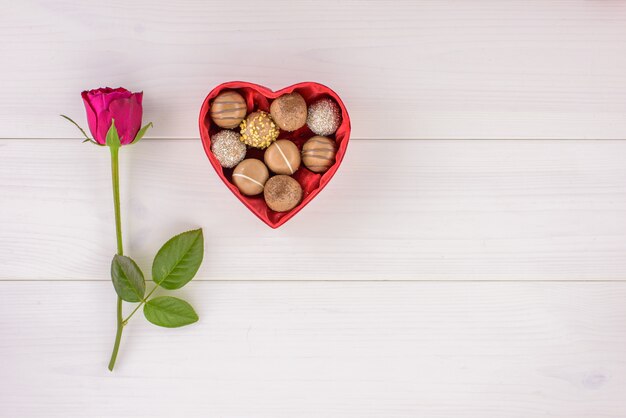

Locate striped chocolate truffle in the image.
[264,140,301,175]
[301,136,336,173]
[210,91,247,129]
[232,159,269,196]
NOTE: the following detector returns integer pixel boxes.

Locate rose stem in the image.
[107,145,124,371]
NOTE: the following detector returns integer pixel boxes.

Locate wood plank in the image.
[2,139,626,280]
[2,1,626,139]
[1,281,625,417]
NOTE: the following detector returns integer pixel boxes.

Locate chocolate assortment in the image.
[208,88,343,214]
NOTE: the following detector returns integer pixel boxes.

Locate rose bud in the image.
[81,87,145,145]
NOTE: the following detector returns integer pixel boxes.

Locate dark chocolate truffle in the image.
[270,92,307,131]
[232,159,269,196]
[264,139,301,175]
[302,136,336,173]
[264,175,302,212]
[240,111,279,149]
[210,91,247,129]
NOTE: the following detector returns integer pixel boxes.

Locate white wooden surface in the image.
[2,1,626,140]
[2,282,626,418]
[2,1,626,417]
[3,139,626,281]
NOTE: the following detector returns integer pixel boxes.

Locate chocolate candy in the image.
[270,92,307,131]
[302,136,336,173]
[306,98,341,136]
[240,111,280,149]
[264,175,303,212]
[232,159,269,196]
[210,91,247,129]
[264,139,301,175]
[211,130,246,168]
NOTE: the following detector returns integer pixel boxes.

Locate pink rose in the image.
[81,87,143,145]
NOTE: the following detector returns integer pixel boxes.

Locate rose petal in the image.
[109,95,143,145]
[87,87,131,114]
[95,109,112,146]
[81,90,102,143]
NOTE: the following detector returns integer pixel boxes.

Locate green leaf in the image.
[143,296,198,328]
[152,229,204,290]
[131,122,153,144]
[111,254,146,302]
[106,120,121,149]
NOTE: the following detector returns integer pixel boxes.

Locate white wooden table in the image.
[2,1,626,417]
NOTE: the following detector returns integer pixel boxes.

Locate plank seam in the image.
[2,279,626,283]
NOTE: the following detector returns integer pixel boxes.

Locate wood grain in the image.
[1,281,625,418]
[2,138,626,281]
[2,1,626,139]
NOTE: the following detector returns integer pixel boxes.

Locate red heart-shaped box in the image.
[199,82,351,228]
